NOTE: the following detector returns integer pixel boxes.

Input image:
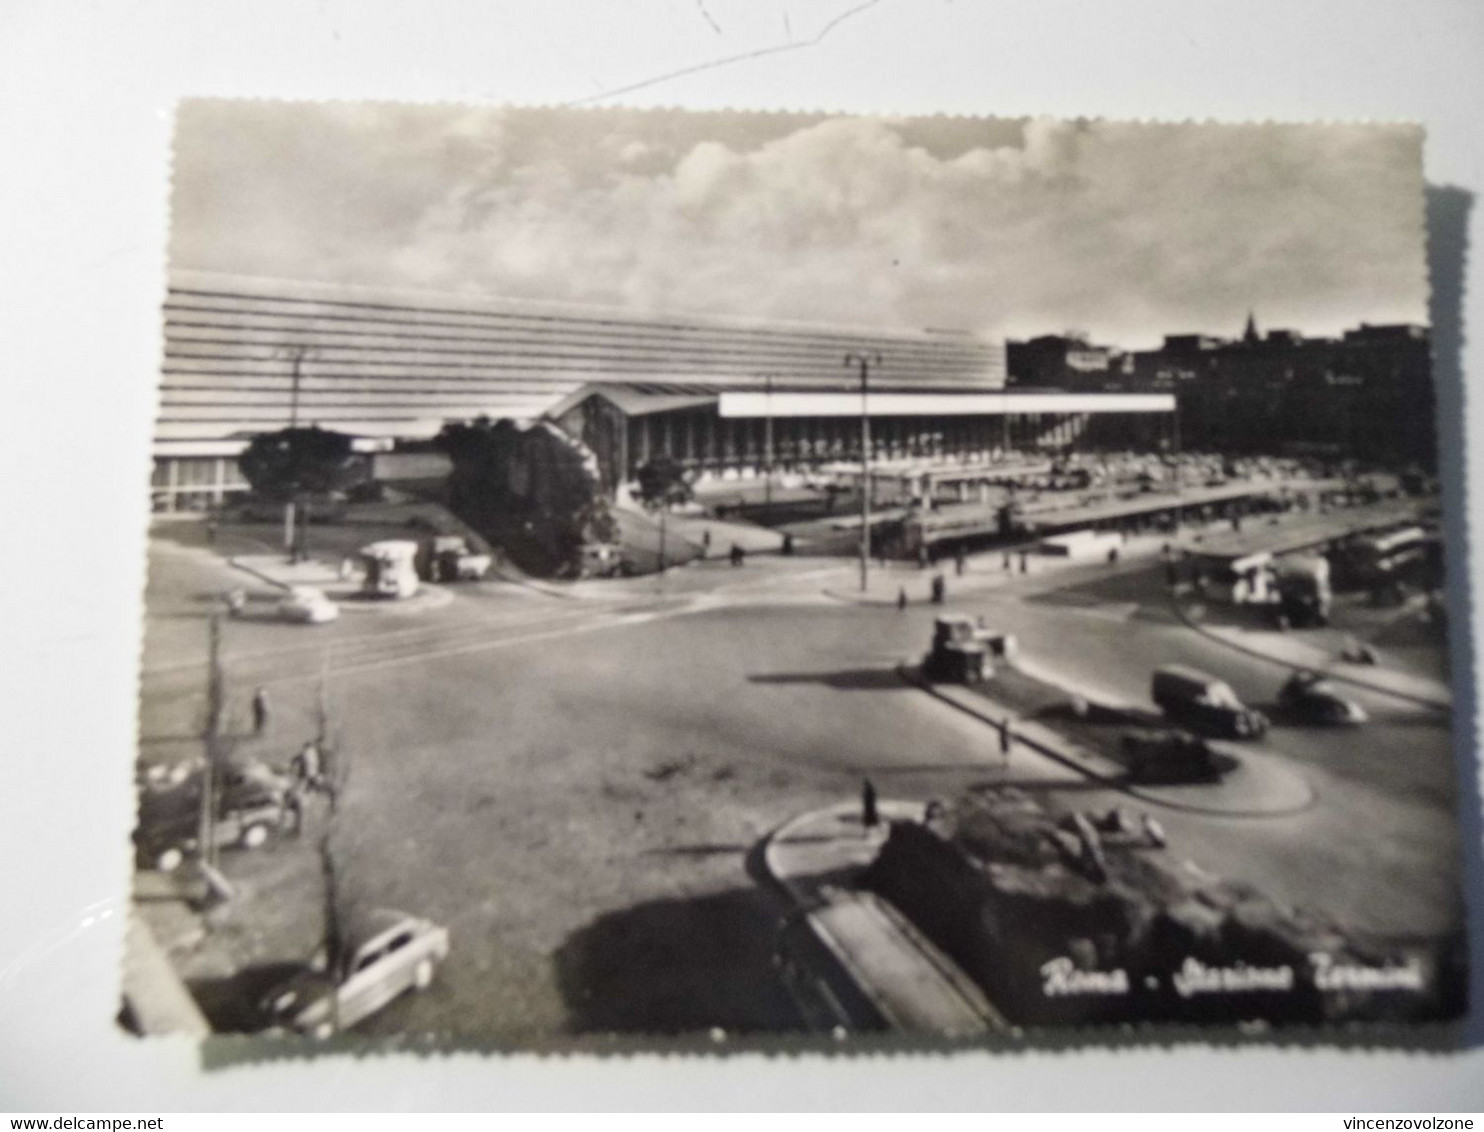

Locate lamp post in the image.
[846,351,882,592]
[272,344,316,561]
[762,373,775,513]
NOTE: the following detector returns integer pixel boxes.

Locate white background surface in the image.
[1,0,1482,1111]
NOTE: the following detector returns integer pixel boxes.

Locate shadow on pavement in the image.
[748,668,908,691]
[188,962,303,1033]
[638,842,751,859]
[552,887,804,1035]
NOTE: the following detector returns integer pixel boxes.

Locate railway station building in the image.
[153,271,1174,512]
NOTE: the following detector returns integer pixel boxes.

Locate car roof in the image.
[1154,664,1218,683]
[343,907,418,955]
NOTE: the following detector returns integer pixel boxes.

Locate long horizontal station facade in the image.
[550,386,1175,492]
[152,270,1172,510]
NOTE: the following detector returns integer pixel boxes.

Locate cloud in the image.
[171,104,1426,345]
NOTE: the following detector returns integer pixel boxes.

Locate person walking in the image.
[1019,550,1029,574]
[998,716,1014,767]
[861,778,879,829]
[729,543,745,567]
[954,547,966,577]
[896,586,907,612]
[701,528,712,555]
[251,687,270,735]
[292,740,323,792]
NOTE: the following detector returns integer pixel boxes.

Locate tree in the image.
[238,426,367,500]
[238,427,369,560]
[436,418,617,578]
[634,455,694,573]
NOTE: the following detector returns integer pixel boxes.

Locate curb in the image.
[896,662,1126,784]
[1169,596,1451,712]
[227,556,455,614]
[761,800,921,908]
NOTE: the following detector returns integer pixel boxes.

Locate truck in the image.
[1273,554,1332,627]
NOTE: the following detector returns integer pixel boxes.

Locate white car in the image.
[279,585,339,624]
[262,909,450,1037]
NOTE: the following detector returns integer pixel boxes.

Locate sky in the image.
[170,101,1428,347]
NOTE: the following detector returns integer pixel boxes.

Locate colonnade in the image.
[626,410,1091,480]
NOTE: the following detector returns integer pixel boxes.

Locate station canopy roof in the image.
[550,382,1175,420]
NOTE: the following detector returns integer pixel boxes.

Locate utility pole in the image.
[762,374,775,513]
[273,344,315,561]
[197,613,226,898]
[846,351,882,592]
[1171,398,1182,535]
[658,500,668,575]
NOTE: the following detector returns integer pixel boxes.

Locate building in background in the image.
[1008,316,1435,467]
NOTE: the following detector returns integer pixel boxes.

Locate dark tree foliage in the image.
[237,427,368,502]
[634,454,694,510]
[436,417,617,578]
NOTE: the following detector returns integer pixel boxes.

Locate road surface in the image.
[135,520,1465,1038]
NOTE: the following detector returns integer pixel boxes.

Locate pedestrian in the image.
[861,778,879,829]
[896,586,907,612]
[292,740,323,791]
[251,687,270,735]
[954,547,966,577]
[917,544,929,569]
[1003,551,1012,572]
[931,573,946,604]
[999,716,1013,766]
[1019,550,1029,574]
[781,532,794,556]
[729,542,745,567]
[702,528,711,555]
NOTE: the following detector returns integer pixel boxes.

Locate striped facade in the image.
[153,271,1006,512]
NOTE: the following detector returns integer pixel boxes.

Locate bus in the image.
[1335,525,1430,589]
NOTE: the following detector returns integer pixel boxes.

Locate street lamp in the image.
[845,351,883,592]
[761,373,776,513]
[272,344,317,562]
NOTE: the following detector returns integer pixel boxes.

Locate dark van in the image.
[1151,665,1268,740]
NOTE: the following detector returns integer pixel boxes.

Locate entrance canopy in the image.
[718,391,1175,418]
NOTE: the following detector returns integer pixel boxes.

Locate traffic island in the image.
[228,554,455,615]
[896,661,1316,818]
[1171,595,1452,712]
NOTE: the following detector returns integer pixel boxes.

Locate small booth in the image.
[359,540,421,600]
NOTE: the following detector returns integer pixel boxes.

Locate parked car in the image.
[279,585,340,624]
[1151,665,1268,740]
[1278,670,1368,725]
[1118,727,1223,784]
[139,753,295,802]
[426,536,491,581]
[134,769,296,872]
[261,909,450,1038]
